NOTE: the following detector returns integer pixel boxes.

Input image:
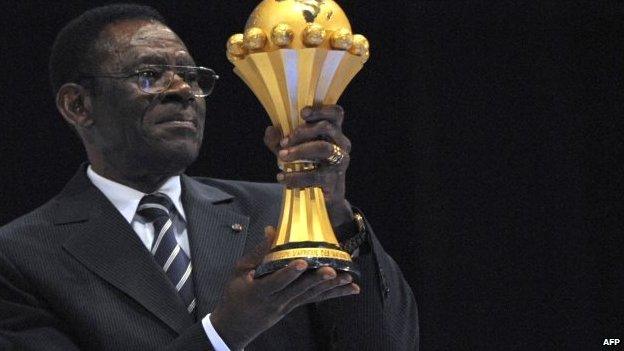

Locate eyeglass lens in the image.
[138,67,216,97]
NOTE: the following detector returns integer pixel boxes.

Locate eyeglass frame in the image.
[78,64,220,98]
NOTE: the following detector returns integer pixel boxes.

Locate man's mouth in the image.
[158,120,197,128]
[155,114,198,130]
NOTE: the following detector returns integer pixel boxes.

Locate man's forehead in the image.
[101,20,182,46]
[129,22,180,46]
[97,20,193,68]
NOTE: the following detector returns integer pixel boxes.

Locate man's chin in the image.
[139,140,201,174]
[163,145,199,167]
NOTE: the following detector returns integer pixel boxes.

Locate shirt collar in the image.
[86,165,187,223]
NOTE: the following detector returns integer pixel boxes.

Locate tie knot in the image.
[137,193,175,222]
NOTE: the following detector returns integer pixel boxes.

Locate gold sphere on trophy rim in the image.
[243,27,268,50]
[227,34,246,55]
[330,27,353,50]
[349,34,370,62]
[226,0,369,60]
[302,23,326,47]
[271,23,295,47]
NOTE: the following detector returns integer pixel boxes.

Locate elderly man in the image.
[0,4,418,350]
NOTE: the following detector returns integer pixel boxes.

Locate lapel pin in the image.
[231,223,244,233]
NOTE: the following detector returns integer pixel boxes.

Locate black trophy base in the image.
[254,241,360,278]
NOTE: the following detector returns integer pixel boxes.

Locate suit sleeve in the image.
[312,211,419,351]
[0,251,81,350]
[159,322,215,351]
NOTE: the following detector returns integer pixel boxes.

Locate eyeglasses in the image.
[80,65,219,97]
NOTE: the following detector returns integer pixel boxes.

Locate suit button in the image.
[231,223,244,232]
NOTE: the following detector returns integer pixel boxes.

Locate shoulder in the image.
[0,197,61,258]
[0,198,58,237]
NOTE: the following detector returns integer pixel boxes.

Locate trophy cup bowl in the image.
[227,0,370,277]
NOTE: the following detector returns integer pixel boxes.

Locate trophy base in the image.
[255,241,360,278]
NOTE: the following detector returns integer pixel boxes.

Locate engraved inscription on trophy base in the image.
[255,241,359,277]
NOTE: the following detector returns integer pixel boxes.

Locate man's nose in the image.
[164,72,195,102]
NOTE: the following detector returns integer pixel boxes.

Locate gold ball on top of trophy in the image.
[271,23,295,47]
[243,27,267,50]
[330,27,353,50]
[349,34,370,62]
[302,23,326,47]
[227,34,246,55]
[226,33,246,63]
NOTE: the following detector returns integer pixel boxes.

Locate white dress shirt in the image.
[87,166,230,351]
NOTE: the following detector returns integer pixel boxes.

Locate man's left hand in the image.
[264,105,353,227]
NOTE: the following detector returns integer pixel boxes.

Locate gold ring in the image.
[326,144,345,166]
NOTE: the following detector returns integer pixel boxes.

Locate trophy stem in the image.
[255,162,358,277]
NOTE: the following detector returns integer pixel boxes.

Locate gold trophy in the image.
[226,0,369,277]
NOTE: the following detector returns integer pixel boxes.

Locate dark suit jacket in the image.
[0,165,418,350]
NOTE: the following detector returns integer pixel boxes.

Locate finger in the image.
[278,140,334,163]
[310,283,360,303]
[301,105,345,126]
[277,168,345,190]
[264,126,282,155]
[254,259,309,295]
[301,277,358,304]
[284,121,351,153]
[285,121,338,147]
[278,143,350,169]
[236,226,276,271]
[283,274,358,310]
[275,267,339,302]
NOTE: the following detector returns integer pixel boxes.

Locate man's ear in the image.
[56,83,94,129]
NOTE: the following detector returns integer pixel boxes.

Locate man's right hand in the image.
[210,226,360,351]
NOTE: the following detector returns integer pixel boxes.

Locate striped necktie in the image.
[136,193,197,315]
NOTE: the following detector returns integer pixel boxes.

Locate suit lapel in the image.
[58,166,194,334]
[181,175,250,316]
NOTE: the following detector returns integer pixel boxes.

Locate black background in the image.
[1,1,622,350]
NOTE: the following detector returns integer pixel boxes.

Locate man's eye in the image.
[138,69,161,79]
[185,71,199,82]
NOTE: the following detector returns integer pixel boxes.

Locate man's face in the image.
[87,20,206,175]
